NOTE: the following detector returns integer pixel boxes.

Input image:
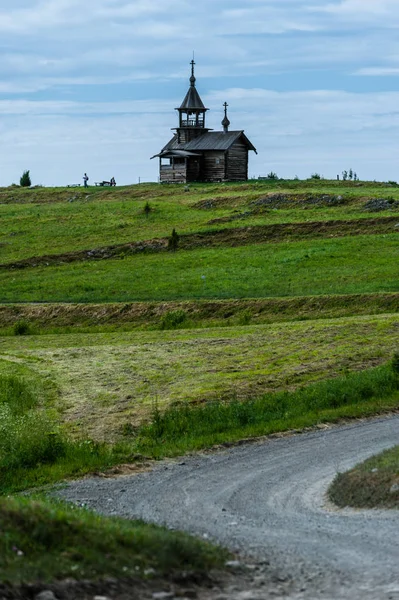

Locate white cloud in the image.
[1,1,399,185]
[2,88,399,186]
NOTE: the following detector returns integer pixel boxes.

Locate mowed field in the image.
[1,179,398,441]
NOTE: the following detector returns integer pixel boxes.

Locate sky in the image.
[1,0,399,186]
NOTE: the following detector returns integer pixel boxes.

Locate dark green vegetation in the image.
[0,495,227,584]
[329,445,399,509]
[0,367,126,495]
[138,360,399,456]
[0,178,398,585]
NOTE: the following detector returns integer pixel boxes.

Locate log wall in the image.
[201,151,226,182]
[226,143,248,181]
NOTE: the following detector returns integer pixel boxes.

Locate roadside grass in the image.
[329,445,399,509]
[1,234,398,303]
[1,181,398,265]
[0,367,126,495]
[0,293,398,335]
[136,361,399,457]
[0,313,397,442]
[0,495,228,584]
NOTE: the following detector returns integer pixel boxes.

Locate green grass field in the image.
[1,179,398,585]
[2,234,398,302]
[1,180,398,264]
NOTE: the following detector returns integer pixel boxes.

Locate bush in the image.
[266,171,278,180]
[168,228,179,252]
[310,173,321,179]
[20,170,31,187]
[0,404,67,469]
[160,309,187,330]
[144,201,151,217]
[13,320,31,336]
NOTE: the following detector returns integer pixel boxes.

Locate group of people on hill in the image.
[83,173,116,187]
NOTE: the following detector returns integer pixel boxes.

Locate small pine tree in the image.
[349,168,353,180]
[342,170,348,181]
[144,201,151,217]
[266,171,278,180]
[20,170,31,187]
[168,228,179,252]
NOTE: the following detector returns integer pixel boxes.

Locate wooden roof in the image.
[154,131,257,157]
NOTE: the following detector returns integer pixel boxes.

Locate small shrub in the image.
[144,201,151,217]
[266,171,278,180]
[13,320,31,336]
[160,309,187,330]
[168,228,179,252]
[0,404,66,469]
[310,173,321,179]
[20,170,31,187]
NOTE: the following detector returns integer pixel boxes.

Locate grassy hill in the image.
[0,178,398,586]
[1,179,398,435]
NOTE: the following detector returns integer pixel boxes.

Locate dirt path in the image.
[56,415,399,599]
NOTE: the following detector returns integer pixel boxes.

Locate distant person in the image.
[110,177,116,186]
[83,173,89,187]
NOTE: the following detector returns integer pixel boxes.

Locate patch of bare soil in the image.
[251,192,349,209]
[193,195,246,210]
[2,217,398,271]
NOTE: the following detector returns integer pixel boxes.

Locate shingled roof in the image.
[153,131,257,158]
[178,86,206,110]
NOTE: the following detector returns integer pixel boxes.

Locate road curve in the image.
[57,416,399,599]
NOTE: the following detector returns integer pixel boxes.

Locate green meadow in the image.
[0,179,398,584]
[2,234,398,302]
[1,180,398,264]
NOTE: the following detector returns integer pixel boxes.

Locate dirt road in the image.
[57,416,399,599]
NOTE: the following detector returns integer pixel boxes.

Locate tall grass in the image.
[0,374,124,494]
[138,360,399,454]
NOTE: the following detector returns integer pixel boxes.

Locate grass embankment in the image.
[1,292,398,335]
[0,496,227,585]
[329,445,399,509]
[1,234,398,303]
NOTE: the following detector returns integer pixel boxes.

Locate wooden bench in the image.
[94,181,113,187]
[67,183,81,187]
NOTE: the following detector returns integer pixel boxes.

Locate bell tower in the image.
[174,60,210,144]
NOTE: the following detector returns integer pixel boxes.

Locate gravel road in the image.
[57,416,399,599]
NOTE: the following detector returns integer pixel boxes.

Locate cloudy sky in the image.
[1,0,399,186]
